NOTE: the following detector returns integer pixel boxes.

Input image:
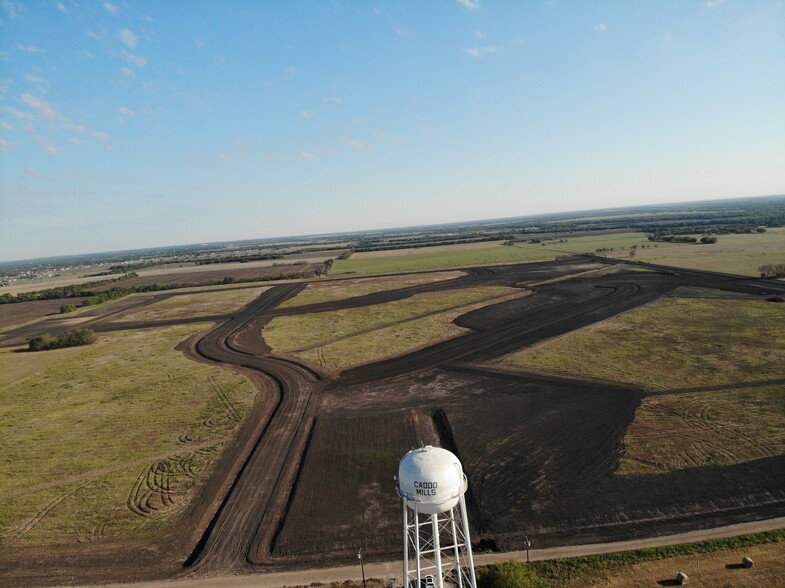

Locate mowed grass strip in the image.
[278,271,465,308]
[618,385,785,474]
[630,227,785,277]
[497,295,785,474]
[0,324,257,545]
[108,286,269,322]
[331,241,560,276]
[264,286,527,369]
[499,296,785,390]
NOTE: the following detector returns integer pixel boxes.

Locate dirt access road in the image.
[3,257,785,586]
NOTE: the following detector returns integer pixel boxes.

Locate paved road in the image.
[101,516,785,588]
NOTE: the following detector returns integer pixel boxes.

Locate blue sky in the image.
[1,0,784,261]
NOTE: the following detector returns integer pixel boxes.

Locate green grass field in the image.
[629,228,785,276]
[108,286,269,322]
[278,271,464,308]
[499,296,785,389]
[0,324,257,545]
[330,229,784,278]
[496,295,785,474]
[330,241,561,276]
[264,286,527,369]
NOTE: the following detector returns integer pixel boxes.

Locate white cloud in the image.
[0,120,13,130]
[594,23,608,32]
[77,50,95,60]
[2,0,21,18]
[116,106,135,117]
[295,151,318,159]
[457,0,480,10]
[194,39,206,49]
[24,74,45,84]
[92,131,109,141]
[463,45,498,57]
[395,28,412,38]
[119,67,136,78]
[343,137,371,150]
[123,52,146,67]
[56,2,68,14]
[474,30,486,39]
[16,43,45,53]
[322,95,343,104]
[284,66,298,78]
[70,136,82,144]
[21,93,59,119]
[103,1,118,13]
[45,144,59,154]
[0,137,15,152]
[120,28,138,49]
[86,28,108,42]
[299,110,316,119]
[706,0,727,7]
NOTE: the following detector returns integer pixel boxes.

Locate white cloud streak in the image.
[120,28,138,49]
[16,43,45,53]
[463,45,498,57]
[594,23,608,32]
[457,0,480,10]
[103,1,118,13]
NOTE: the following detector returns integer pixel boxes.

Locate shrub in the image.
[60,304,78,313]
[28,328,97,351]
[477,561,548,588]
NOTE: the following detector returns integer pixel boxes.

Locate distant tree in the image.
[28,328,97,351]
[222,276,235,284]
[759,263,785,278]
[60,304,77,313]
[700,236,718,244]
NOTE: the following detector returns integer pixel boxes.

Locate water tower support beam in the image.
[449,508,463,588]
[432,513,443,588]
[460,495,477,588]
[402,499,409,587]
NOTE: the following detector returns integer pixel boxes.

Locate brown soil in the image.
[96,263,325,290]
[2,257,785,585]
[0,297,90,328]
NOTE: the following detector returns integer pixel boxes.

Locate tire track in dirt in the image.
[0,483,86,546]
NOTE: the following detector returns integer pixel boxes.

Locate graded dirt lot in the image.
[0,297,90,329]
[1,256,784,586]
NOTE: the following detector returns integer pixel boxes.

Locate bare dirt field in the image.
[2,256,785,586]
[0,297,90,329]
[97,262,326,290]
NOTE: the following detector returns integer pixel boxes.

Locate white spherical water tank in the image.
[397,446,467,514]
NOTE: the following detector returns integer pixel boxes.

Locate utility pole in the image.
[524,536,532,564]
[358,548,366,588]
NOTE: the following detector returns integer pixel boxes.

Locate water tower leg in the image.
[402,499,409,588]
[432,513,443,588]
[449,508,463,588]
[414,504,421,588]
[459,495,477,588]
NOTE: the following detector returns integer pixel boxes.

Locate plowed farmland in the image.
[2,256,785,586]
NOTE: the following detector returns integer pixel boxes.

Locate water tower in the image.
[396,446,476,588]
